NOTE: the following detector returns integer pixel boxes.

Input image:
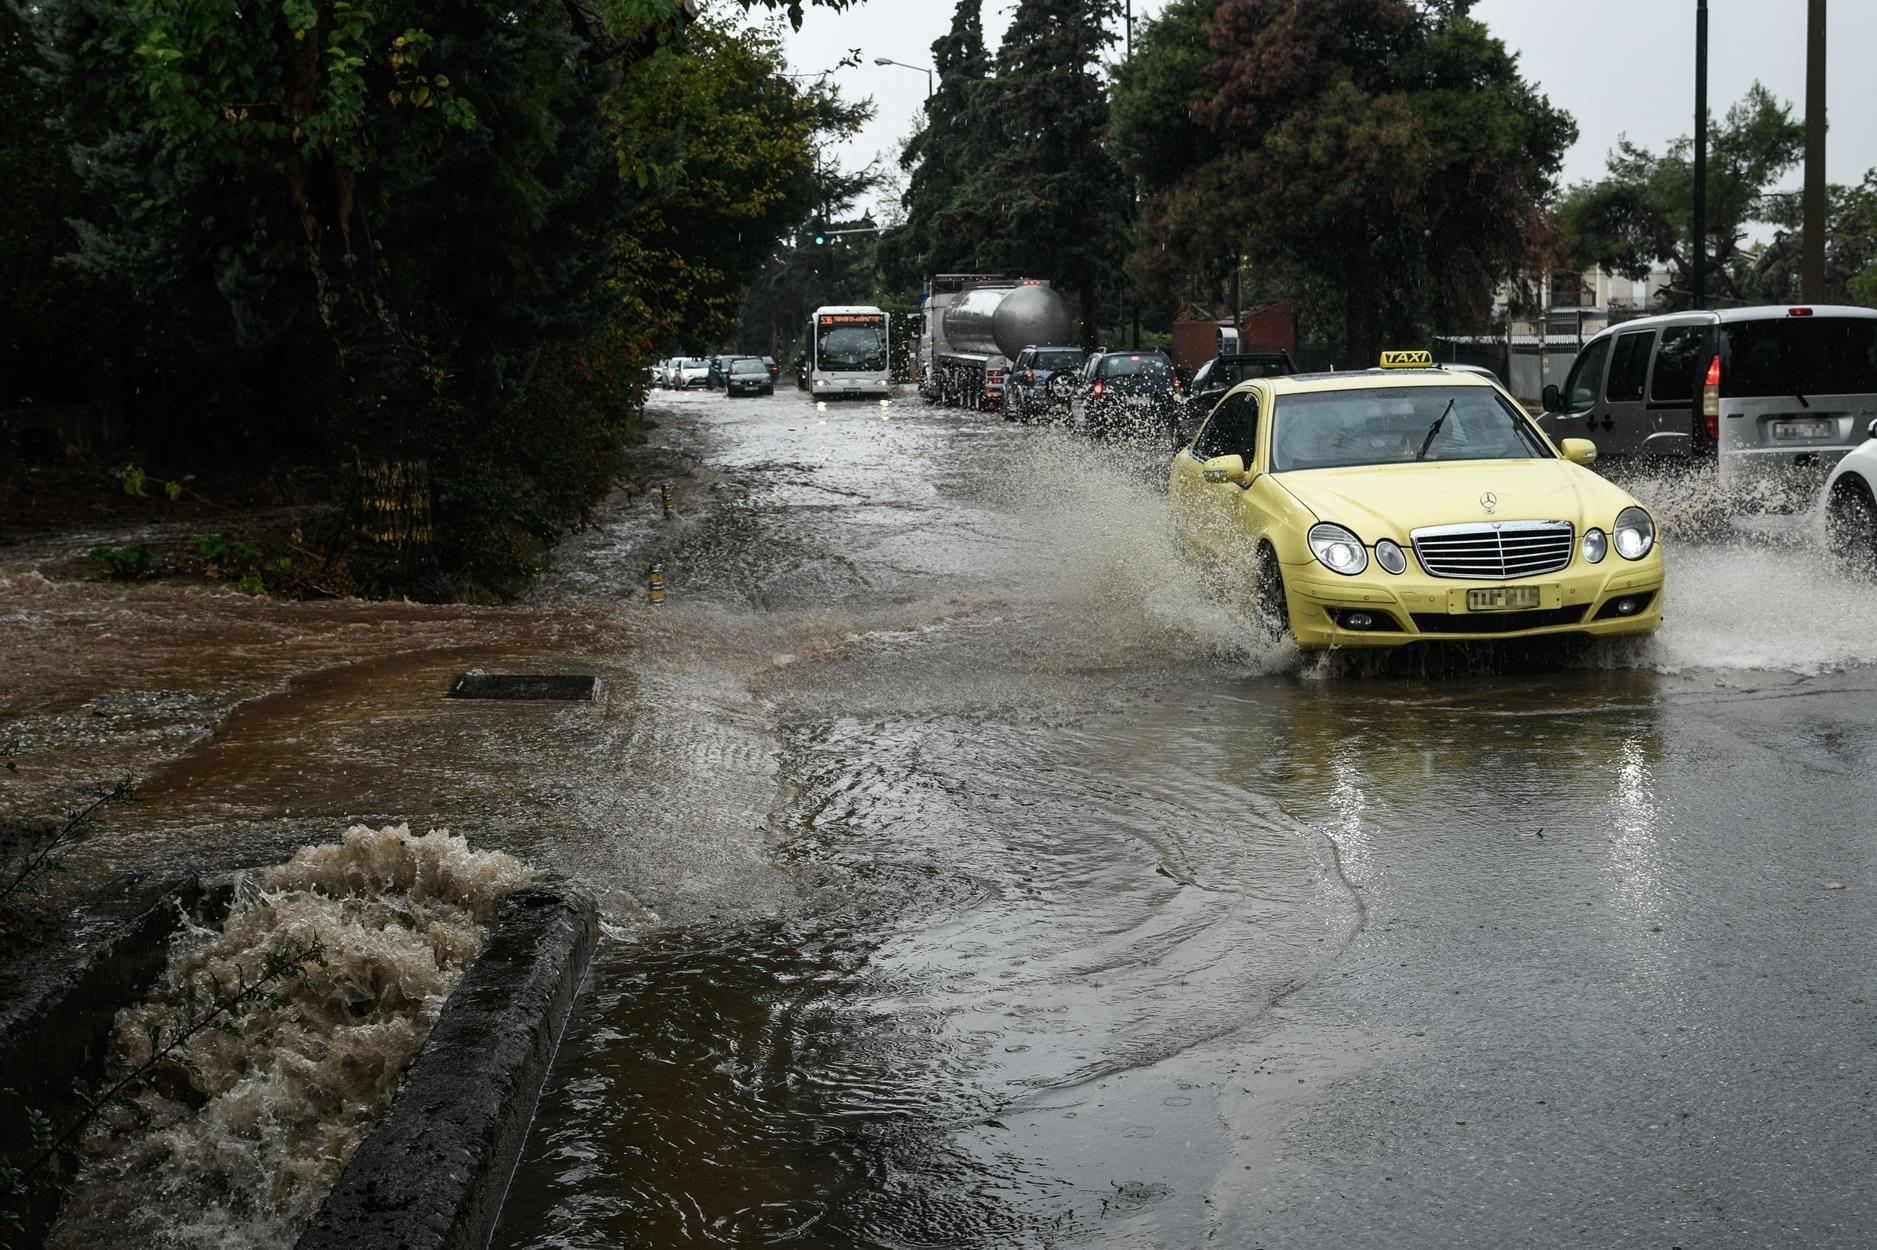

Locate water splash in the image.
[48,825,534,1250]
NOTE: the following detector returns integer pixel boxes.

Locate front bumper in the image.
[812,376,889,396]
[1279,554,1665,650]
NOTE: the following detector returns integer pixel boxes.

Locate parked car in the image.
[1819,412,1877,561]
[1075,350,1183,443]
[1001,346,1088,423]
[675,358,710,388]
[1541,305,1877,510]
[762,356,780,383]
[725,357,774,397]
[1180,351,1297,441]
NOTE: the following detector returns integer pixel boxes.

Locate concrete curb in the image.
[0,872,236,1244]
[295,885,599,1250]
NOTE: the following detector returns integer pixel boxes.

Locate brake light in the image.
[1702,354,1721,440]
[1026,369,1035,383]
[1789,307,1814,317]
[1093,381,1104,397]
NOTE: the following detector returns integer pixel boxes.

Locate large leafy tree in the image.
[1109,0,1220,200]
[21,0,862,595]
[1558,83,1802,310]
[1135,0,1573,363]
[1747,170,1877,307]
[975,0,1129,344]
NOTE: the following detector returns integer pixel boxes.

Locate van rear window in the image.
[1722,317,1877,398]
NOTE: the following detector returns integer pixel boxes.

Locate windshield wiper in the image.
[1794,390,1810,408]
[1416,397,1457,461]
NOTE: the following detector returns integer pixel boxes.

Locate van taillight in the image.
[1702,354,1721,440]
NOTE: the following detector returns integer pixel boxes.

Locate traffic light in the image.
[810,224,829,247]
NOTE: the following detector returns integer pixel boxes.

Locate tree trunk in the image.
[1343,241,1380,369]
[290,158,451,602]
[1078,283,1100,351]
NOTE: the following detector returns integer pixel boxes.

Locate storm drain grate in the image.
[448,674,600,701]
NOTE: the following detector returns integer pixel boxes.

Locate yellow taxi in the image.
[1169,352,1664,650]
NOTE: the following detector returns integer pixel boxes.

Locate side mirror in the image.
[1541,383,1562,414]
[1201,454,1249,484]
[1559,437,1598,466]
[1867,417,1877,441]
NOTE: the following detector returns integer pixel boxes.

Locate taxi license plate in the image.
[1466,586,1541,612]
[1773,418,1832,440]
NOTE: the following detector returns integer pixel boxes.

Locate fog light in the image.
[1344,612,1375,630]
[1614,597,1639,615]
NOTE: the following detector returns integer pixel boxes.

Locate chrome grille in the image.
[1410,520,1575,580]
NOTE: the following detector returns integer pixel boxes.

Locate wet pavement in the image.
[5,386,1877,1247]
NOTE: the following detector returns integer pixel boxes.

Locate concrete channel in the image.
[0,875,597,1250]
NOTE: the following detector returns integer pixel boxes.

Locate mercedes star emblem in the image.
[1480,491,1498,514]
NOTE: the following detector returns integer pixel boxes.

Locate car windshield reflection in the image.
[1271,386,1552,472]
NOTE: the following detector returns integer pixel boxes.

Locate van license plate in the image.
[1466,586,1541,612]
[1773,419,1832,440]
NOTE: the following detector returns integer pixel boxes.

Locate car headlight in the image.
[1375,538,1407,574]
[1581,528,1607,564]
[1308,523,1369,575]
[1613,507,1655,560]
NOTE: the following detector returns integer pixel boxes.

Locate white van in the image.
[1539,305,1877,504]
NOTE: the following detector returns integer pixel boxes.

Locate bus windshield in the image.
[817,319,886,372]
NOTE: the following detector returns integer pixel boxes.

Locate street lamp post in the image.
[873,57,934,100]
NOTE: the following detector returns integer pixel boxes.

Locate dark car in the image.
[725,356,774,397]
[762,356,780,382]
[1075,350,1182,442]
[1001,346,1088,423]
[1178,351,1296,442]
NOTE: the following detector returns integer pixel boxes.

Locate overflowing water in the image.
[46,825,533,1250]
[7,386,1877,1247]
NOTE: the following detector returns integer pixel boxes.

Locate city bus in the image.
[806,306,891,398]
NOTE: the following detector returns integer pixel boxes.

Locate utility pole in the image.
[1802,0,1828,301]
[1692,0,1709,309]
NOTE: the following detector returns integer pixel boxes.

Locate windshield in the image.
[730,359,765,374]
[1722,317,1877,397]
[1100,355,1171,378]
[817,322,886,372]
[1035,350,1083,371]
[1270,385,1551,472]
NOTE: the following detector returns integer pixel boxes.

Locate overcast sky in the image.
[779,0,1877,225]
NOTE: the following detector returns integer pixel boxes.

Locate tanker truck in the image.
[919,275,1074,410]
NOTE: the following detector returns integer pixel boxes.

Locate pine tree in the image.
[879,0,996,287]
[973,0,1129,346]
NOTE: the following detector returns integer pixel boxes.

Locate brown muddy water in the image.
[6,388,1877,1248]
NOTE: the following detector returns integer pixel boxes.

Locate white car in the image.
[1821,421,1877,563]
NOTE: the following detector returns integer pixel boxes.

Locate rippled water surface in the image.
[8,387,1877,1248]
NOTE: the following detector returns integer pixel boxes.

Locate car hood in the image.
[1273,458,1640,540]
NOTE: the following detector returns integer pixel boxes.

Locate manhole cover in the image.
[448,674,600,701]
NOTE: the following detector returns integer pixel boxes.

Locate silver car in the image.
[1541,305,1877,509]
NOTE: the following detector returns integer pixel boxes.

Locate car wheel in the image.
[1256,550,1292,639]
[1827,478,1877,576]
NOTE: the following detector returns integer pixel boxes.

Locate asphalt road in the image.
[480,386,1877,1249]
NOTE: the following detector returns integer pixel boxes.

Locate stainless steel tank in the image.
[941,283,1072,359]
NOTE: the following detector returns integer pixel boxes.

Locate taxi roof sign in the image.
[1379,350,1433,369]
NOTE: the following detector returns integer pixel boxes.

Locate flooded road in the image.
[7,387,1877,1247]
